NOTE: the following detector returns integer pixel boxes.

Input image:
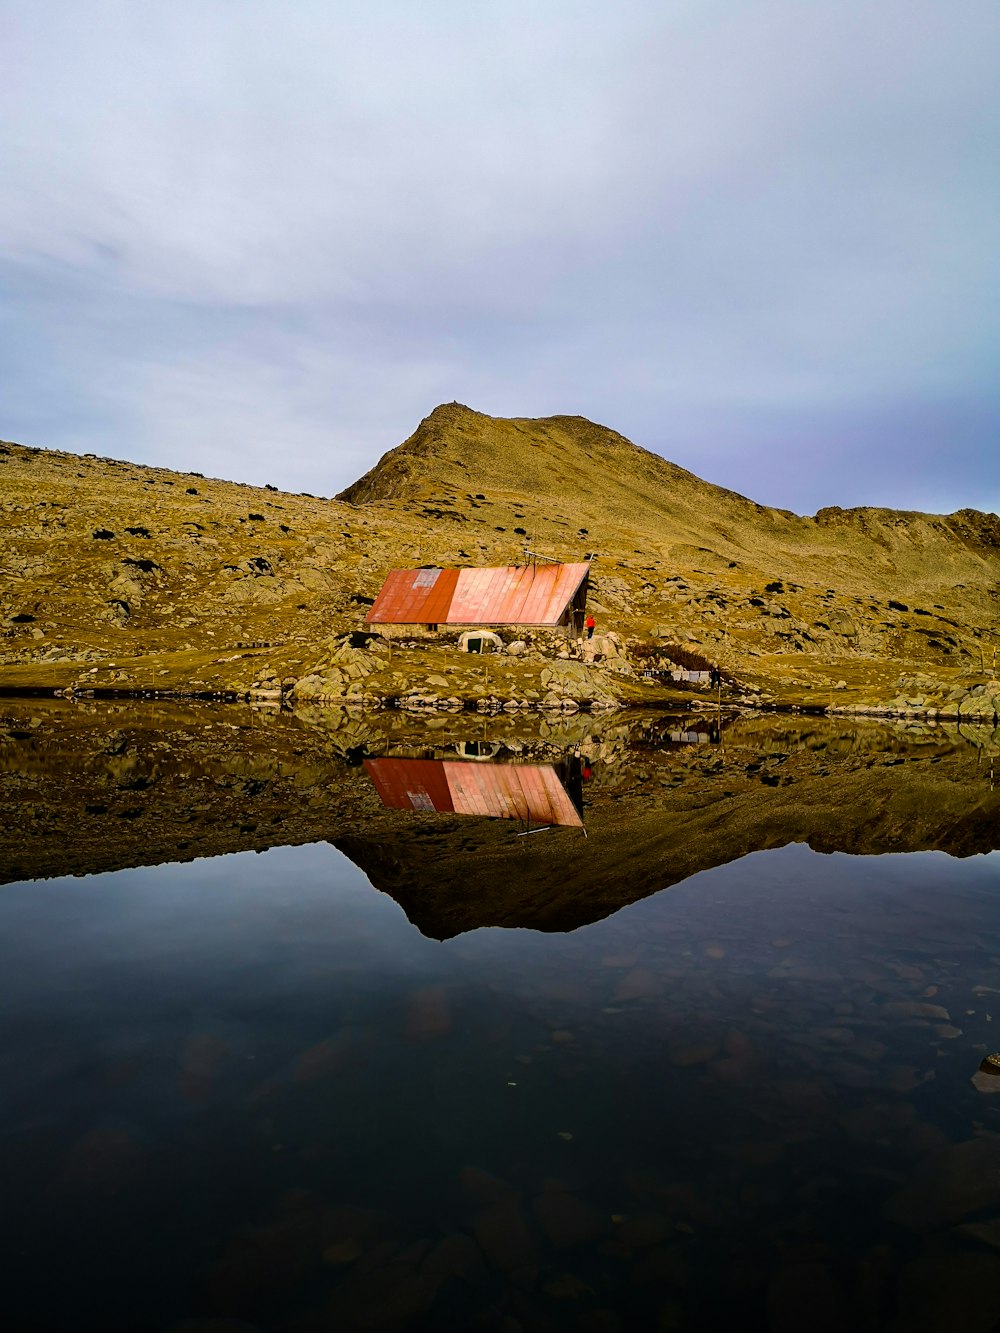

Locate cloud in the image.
[1,0,997,512]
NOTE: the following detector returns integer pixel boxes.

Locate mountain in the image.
[342,402,999,598]
[1,405,998,711]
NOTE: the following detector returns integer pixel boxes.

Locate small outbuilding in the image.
[365,561,591,634]
[458,629,504,654]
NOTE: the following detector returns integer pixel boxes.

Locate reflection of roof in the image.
[364,759,583,827]
[365,563,590,626]
[364,758,454,813]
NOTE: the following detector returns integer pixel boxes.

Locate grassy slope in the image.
[1,405,998,706]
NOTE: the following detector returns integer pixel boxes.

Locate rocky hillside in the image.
[343,403,1000,617]
[1,405,998,712]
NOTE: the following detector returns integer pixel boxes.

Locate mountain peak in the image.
[336,403,728,515]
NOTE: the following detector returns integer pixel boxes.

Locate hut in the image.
[364,561,591,636]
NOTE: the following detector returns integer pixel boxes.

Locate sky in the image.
[1,0,998,515]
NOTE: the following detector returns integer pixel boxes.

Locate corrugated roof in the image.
[365,567,460,625]
[364,759,583,827]
[366,562,590,626]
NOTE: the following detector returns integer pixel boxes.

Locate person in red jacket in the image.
[585,613,595,639]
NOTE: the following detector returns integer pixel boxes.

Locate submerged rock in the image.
[532,1182,603,1248]
[884,1134,1000,1229]
[472,1198,538,1275]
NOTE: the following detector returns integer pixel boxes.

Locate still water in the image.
[2,702,1000,1331]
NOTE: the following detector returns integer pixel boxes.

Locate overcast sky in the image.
[2,1,998,515]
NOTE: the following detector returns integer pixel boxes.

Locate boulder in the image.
[958,691,999,721]
[584,633,619,660]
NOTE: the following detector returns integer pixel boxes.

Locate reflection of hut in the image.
[363,758,583,828]
[365,562,591,636]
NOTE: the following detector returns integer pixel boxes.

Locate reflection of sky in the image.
[1,2,998,514]
[3,841,998,1020]
[1,840,999,1331]
[0,844,426,1018]
[1,841,997,1160]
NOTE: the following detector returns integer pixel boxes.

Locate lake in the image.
[2,700,999,1332]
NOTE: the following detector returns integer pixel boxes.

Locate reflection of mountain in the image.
[364,758,584,828]
[2,701,999,938]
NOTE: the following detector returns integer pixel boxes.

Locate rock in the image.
[403,985,451,1042]
[884,1134,1000,1228]
[767,1263,855,1333]
[618,1212,671,1249]
[627,1242,687,1287]
[322,1263,434,1330]
[889,1237,1000,1333]
[294,1032,355,1083]
[180,1031,231,1102]
[958,691,1000,720]
[203,1197,330,1310]
[323,1237,363,1265]
[881,1001,951,1022]
[669,1037,721,1067]
[957,1218,1000,1249]
[292,671,342,701]
[613,967,662,1002]
[472,1199,538,1274]
[459,1165,517,1205]
[542,1271,594,1299]
[577,1311,623,1333]
[165,1321,268,1333]
[585,633,620,659]
[532,1183,603,1248]
[420,1232,486,1290]
[65,1125,142,1187]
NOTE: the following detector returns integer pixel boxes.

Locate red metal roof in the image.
[365,562,590,626]
[365,567,460,625]
[364,759,583,827]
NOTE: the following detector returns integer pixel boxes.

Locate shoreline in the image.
[0,680,993,726]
